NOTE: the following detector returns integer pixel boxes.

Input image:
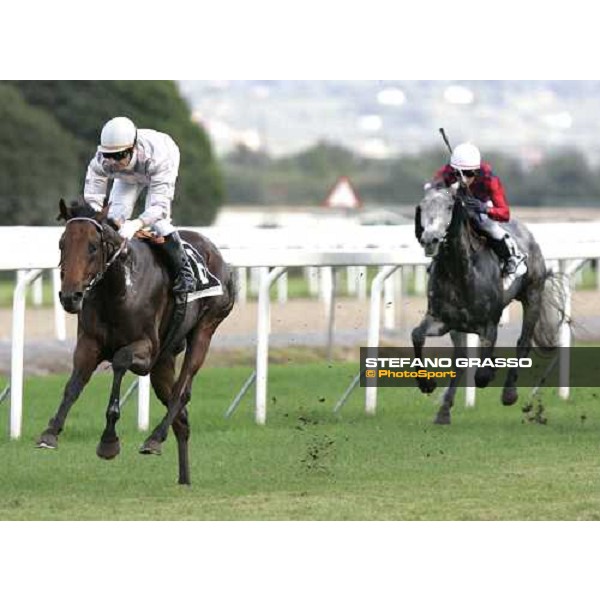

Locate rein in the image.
[65,217,127,294]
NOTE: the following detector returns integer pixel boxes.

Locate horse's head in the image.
[57,198,121,313]
[415,187,456,258]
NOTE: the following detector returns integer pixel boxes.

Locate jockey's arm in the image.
[137,168,177,228]
[83,155,109,212]
[139,195,170,227]
[486,176,510,222]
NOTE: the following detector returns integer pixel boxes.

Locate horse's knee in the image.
[113,347,133,371]
[115,342,153,373]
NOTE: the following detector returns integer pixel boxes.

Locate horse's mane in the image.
[59,198,119,231]
[447,189,488,252]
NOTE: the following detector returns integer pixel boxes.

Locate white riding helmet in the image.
[450,142,481,171]
[99,116,137,153]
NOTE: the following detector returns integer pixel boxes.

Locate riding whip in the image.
[438,127,477,202]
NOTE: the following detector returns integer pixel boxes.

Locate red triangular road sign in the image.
[322,177,363,209]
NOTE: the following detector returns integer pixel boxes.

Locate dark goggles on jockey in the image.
[101,149,132,162]
[455,168,479,178]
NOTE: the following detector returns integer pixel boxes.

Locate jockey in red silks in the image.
[427,142,527,287]
[83,116,222,299]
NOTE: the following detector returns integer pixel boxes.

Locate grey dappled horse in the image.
[413,187,565,425]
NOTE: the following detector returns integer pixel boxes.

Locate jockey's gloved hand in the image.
[86,199,104,213]
[464,197,487,214]
[119,218,143,240]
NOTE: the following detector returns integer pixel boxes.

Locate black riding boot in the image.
[161,231,197,295]
[489,233,527,290]
[488,235,512,270]
[490,234,526,276]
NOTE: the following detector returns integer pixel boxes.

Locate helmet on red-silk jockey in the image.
[450,142,481,171]
[99,117,137,153]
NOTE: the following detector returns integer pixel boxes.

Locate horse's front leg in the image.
[435,331,467,425]
[412,313,449,394]
[96,340,153,460]
[475,323,499,388]
[37,335,101,449]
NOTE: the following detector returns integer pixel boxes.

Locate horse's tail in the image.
[532,269,568,350]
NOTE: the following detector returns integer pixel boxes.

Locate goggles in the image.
[102,149,131,162]
[455,169,478,178]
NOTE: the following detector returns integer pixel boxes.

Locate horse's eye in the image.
[88,242,98,254]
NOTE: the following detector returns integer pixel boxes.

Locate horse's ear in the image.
[414,205,424,243]
[57,198,70,222]
[97,203,110,221]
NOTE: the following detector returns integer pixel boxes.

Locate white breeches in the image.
[107,181,176,236]
[472,213,506,240]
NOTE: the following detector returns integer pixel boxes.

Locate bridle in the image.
[417,189,454,248]
[64,217,127,295]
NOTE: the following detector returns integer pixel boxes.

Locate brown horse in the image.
[36,199,235,484]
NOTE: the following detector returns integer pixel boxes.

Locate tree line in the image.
[223,141,600,208]
[2,81,597,227]
[0,81,223,226]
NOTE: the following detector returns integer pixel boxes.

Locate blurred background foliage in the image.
[0,81,223,225]
[223,141,600,208]
[1,81,599,227]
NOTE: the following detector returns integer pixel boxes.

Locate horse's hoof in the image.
[434,413,451,425]
[96,439,121,460]
[36,432,58,449]
[417,378,437,394]
[139,438,162,456]
[475,366,496,388]
[502,388,518,406]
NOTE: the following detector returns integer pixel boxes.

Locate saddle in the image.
[134,229,222,301]
[134,229,165,244]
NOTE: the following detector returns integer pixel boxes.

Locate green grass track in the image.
[1,363,599,520]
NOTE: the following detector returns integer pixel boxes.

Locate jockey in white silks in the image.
[83,116,221,299]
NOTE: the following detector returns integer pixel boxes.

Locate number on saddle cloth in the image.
[182,241,220,287]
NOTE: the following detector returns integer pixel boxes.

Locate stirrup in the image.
[502,258,527,290]
[504,255,527,276]
[190,280,223,299]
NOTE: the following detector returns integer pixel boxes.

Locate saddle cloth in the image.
[134,230,223,302]
[181,240,223,302]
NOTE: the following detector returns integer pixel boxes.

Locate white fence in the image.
[2,222,600,439]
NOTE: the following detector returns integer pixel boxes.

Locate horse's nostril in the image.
[73,292,84,300]
[432,237,439,244]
